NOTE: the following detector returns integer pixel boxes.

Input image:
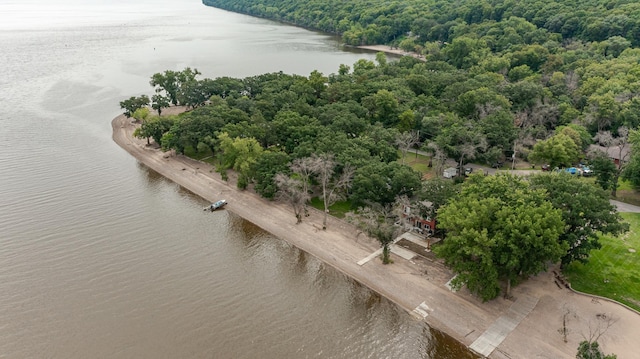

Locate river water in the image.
[0,1,474,357]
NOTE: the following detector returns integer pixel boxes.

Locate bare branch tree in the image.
[458,135,488,171]
[395,130,421,165]
[347,202,402,264]
[476,103,502,119]
[393,195,411,231]
[576,312,619,358]
[566,70,580,93]
[314,154,354,230]
[310,153,354,230]
[291,156,318,215]
[426,142,447,178]
[275,173,309,224]
[582,313,618,344]
[512,99,560,164]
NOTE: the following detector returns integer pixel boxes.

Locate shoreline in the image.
[355,44,425,61]
[112,110,640,358]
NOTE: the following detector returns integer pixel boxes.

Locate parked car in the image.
[541,164,550,171]
[582,166,593,176]
[565,167,578,175]
[464,167,473,176]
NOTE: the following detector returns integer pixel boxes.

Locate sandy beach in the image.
[357,44,425,61]
[113,110,640,358]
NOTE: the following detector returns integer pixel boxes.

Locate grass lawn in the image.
[399,150,433,176]
[563,212,640,312]
[618,179,634,191]
[309,198,351,218]
[614,180,640,206]
[183,146,217,165]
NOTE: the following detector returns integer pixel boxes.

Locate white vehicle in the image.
[443,167,458,179]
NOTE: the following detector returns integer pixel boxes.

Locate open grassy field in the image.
[615,180,640,206]
[183,146,217,165]
[399,150,434,177]
[564,212,640,312]
[309,198,351,218]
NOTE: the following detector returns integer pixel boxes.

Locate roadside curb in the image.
[568,283,640,316]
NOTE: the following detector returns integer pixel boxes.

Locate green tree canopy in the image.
[530,173,628,267]
[418,178,459,234]
[435,174,566,300]
[351,161,421,208]
[589,150,618,192]
[134,115,176,146]
[621,129,640,189]
[150,67,201,106]
[576,340,617,359]
[119,95,150,118]
[528,132,580,167]
[252,150,291,199]
[218,132,264,189]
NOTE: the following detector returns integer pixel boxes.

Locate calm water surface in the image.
[0,1,475,357]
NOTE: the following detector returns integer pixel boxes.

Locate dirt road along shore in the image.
[112,110,640,358]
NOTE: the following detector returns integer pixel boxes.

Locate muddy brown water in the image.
[0,0,476,357]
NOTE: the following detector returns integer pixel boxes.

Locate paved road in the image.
[411,149,538,176]
[470,294,539,357]
[411,151,640,211]
[611,199,640,213]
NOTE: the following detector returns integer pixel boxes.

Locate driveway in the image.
[611,199,640,213]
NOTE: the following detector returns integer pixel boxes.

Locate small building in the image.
[589,144,630,167]
[443,167,458,179]
[401,201,436,235]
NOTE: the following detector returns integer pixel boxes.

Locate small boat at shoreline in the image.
[204,199,227,211]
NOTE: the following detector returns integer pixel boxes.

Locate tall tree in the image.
[347,202,402,264]
[290,156,318,203]
[275,173,308,224]
[595,127,631,197]
[351,161,421,207]
[528,132,580,168]
[436,118,488,171]
[252,150,291,199]
[395,130,420,165]
[418,177,459,231]
[150,70,179,106]
[361,89,399,126]
[217,132,264,189]
[310,153,354,230]
[151,94,171,116]
[620,128,640,191]
[150,68,201,106]
[119,95,150,118]
[530,174,628,267]
[589,150,618,192]
[134,115,176,146]
[435,174,566,300]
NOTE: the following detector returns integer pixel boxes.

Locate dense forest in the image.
[119,0,640,301]
[203,0,640,47]
[201,0,640,170]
